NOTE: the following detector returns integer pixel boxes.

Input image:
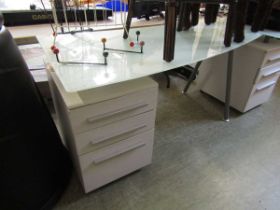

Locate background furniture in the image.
[123,0,164,39]
[250,0,274,32]
[164,0,238,62]
[133,0,164,20]
[0,18,72,210]
[247,0,280,31]
[1,8,112,26]
[47,69,158,193]
[201,37,280,112]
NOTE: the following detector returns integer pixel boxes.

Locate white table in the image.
[38,19,272,120]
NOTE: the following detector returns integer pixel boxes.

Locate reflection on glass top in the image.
[38,18,262,92]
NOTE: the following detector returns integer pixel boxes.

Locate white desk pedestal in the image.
[201,38,280,113]
[47,67,158,193]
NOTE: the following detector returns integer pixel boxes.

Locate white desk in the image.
[39,20,279,192]
[38,20,263,93]
[38,18,280,121]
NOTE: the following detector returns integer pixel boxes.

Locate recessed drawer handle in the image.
[267,53,280,61]
[256,81,276,92]
[86,103,148,123]
[91,125,147,145]
[267,55,280,65]
[263,68,280,77]
[92,143,146,164]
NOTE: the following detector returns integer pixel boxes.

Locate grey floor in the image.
[52,74,280,210]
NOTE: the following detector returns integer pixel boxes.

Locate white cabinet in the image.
[47,68,158,193]
[201,38,280,113]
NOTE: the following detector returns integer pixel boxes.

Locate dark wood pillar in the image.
[177,1,187,31]
[251,0,273,32]
[224,0,237,47]
[234,0,249,42]
[163,0,177,62]
[191,3,200,26]
[259,0,274,30]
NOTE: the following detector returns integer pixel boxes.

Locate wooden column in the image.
[234,0,249,42]
[177,3,200,31]
[177,1,187,31]
[163,0,177,62]
[251,0,273,32]
[191,3,200,26]
[224,0,237,47]
[259,0,274,30]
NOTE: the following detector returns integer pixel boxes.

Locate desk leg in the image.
[164,72,171,88]
[224,50,234,122]
[182,61,202,94]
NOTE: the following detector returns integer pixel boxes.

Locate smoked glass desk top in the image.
[38,20,264,92]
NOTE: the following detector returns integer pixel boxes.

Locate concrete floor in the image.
[53,74,280,210]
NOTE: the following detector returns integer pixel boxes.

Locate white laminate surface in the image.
[38,19,263,92]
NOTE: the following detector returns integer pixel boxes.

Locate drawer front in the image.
[255,62,280,84]
[262,50,280,68]
[79,129,154,193]
[70,87,158,133]
[75,111,156,155]
[245,80,277,112]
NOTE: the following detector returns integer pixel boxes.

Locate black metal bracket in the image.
[55,52,108,65]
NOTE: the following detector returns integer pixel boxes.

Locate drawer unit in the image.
[80,129,154,193]
[47,71,158,193]
[69,88,158,133]
[245,80,278,111]
[262,48,280,68]
[255,62,280,84]
[75,111,156,155]
[200,37,280,113]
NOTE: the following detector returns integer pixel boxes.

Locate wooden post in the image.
[191,3,200,26]
[204,4,219,25]
[211,4,220,23]
[260,0,274,30]
[251,0,273,32]
[163,0,177,62]
[183,4,192,30]
[234,0,249,42]
[178,3,200,32]
[177,1,186,31]
[224,0,237,47]
[204,4,214,25]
